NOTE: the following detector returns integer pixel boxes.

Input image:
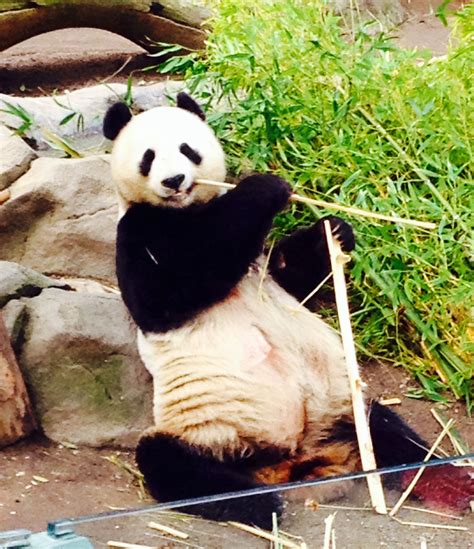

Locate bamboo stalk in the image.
[195,178,436,229]
[324,220,387,514]
[389,419,454,517]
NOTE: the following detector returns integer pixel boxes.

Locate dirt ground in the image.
[1,363,472,546]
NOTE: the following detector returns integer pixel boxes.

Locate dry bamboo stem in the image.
[107,542,157,549]
[228,522,303,548]
[389,418,454,517]
[392,517,468,532]
[324,220,387,514]
[147,521,189,539]
[430,408,473,464]
[379,398,402,406]
[323,512,337,549]
[196,178,436,229]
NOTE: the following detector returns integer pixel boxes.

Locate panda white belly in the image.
[137,260,351,458]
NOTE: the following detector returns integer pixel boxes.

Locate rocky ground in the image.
[0,1,472,546]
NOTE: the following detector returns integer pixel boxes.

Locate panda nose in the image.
[162,174,185,190]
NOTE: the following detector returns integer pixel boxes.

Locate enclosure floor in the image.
[1,362,472,537]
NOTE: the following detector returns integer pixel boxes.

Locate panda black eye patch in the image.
[140,148,156,176]
[180,143,202,165]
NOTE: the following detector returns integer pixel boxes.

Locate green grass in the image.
[153,0,473,410]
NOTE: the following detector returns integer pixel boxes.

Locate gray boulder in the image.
[15,288,152,447]
[0,125,37,190]
[0,155,118,284]
[2,298,27,351]
[0,81,183,152]
[0,260,65,307]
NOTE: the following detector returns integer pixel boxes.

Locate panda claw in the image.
[318,216,355,253]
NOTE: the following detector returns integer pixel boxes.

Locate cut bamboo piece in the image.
[324,220,387,514]
[323,512,337,549]
[379,398,402,406]
[107,542,157,549]
[147,521,189,539]
[195,178,436,229]
[228,522,304,548]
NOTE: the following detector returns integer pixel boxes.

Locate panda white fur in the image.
[103,93,472,528]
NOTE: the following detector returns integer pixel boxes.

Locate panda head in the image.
[103,93,226,211]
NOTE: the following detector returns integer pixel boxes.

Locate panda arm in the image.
[269,216,355,302]
[116,175,291,333]
[206,174,291,239]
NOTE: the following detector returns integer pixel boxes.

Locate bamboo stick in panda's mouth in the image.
[195,178,436,230]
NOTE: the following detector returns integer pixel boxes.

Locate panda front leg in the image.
[136,430,283,529]
[269,216,355,304]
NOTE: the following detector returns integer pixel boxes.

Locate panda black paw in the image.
[316,216,355,253]
[238,174,292,212]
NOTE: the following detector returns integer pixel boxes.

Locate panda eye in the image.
[139,148,155,176]
[180,143,202,165]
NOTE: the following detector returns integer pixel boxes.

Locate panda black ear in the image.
[103,102,132,140]
[176,92,205,121]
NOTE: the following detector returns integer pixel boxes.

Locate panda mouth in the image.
[168,182,196,200]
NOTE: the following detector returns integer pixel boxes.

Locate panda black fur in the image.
[104,94,470,529]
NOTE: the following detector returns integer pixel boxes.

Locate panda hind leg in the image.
[136,431,283,530]
[281,438,360,504]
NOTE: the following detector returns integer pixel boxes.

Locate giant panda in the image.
[103,93,473,529]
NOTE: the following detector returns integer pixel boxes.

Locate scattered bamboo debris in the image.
[228,521,307,549]
[324,220,387,515]
[389,419,454,517]
[391,517,468,532]
[147,521,189,540]
[402,505,462,520]
[104,453,146,499]
[32,475,48,483]
[196,178,436,229]
[315,503,372,512]
[430,408,472,463]
[379,398,402,406]
[323,512,337,549]
[307,501,466,521]
[107,542,157,549]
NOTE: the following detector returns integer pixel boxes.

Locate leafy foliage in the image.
[153,0,473,408]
